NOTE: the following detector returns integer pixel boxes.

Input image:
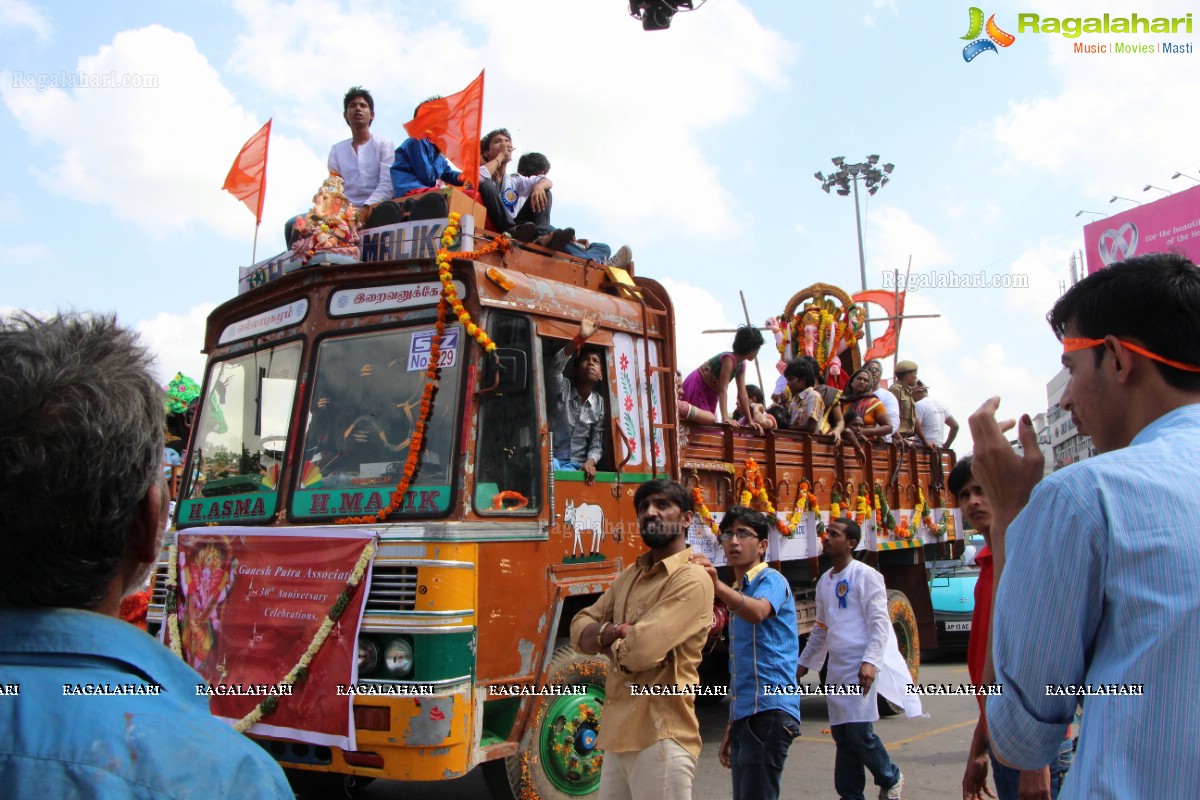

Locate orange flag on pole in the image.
[223,119,271,224]
[403,71,484,190]
[853,289,906,364]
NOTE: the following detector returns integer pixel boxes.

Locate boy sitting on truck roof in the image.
[388,96,471,220]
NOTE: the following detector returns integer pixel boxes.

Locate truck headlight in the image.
[383,638,414,678]
[357,638,379,674]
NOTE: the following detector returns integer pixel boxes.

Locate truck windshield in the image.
[178,342,302,526]
[291,324,462,520]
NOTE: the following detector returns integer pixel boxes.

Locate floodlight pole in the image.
[850,175,871,346]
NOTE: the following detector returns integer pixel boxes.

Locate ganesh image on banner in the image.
[178,538,237,672]
[290,172,361,264]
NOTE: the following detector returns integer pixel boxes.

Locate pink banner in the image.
[165,528,375,750]
[1084,184,1200,273]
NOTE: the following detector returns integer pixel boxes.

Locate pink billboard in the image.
[1084,184,1200,273]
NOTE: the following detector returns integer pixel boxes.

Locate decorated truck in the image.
[148,190,958,799]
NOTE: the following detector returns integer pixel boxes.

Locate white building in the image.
[1046,367,1095,469]
[1010,410,1054,476]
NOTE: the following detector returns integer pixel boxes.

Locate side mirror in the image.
[481,348,528,395]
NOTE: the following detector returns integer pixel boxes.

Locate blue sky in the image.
[3,0,1197,452]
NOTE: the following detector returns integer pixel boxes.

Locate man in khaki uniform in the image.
[888,359,929,446]
[571,479,714,800]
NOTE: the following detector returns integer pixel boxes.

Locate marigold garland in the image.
[165,538,182,659]
[830,489,843,521]
[914,487,939,537]
[855,484,872,525]
[790,479,824,537]
[333,214,511,526]
[437,211,510,354]
[741,459,790,536]
[335,294,445,524]
[784,298,864,374]
[691,476,720,536]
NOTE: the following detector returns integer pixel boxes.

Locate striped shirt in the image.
[987,404,1200,798]
[729,562,801,723]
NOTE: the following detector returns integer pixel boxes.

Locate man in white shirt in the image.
[865,359,899,443]
[913,381,958,449]
[328,86,395,225]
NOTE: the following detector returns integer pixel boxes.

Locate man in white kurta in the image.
[799,517,920,800]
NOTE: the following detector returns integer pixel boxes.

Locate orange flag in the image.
[853,289,906,364]
[403,71,484,190]
[223,119,271,224]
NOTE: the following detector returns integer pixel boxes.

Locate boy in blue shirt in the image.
[691,506,801,800]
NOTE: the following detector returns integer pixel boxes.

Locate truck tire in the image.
[879,589,920,717]
[482,644,608,800]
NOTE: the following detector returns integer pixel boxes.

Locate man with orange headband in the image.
[967,252,1200,799]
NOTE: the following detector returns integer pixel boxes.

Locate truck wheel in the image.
[482,644,608,800]
[879,589,920,717]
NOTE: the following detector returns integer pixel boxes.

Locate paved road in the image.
[323,656,979,799]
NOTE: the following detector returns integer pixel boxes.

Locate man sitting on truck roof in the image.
[548,312,607,483]
[388,96,471,220]
[329,86,395,226]
[0,312,293,800]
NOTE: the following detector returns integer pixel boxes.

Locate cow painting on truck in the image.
[148,193,957,799]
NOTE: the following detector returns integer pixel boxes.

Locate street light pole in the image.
[850,176,871,345]
[814,155,894,348]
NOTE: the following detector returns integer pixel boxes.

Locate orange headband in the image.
[1062,337,1200,373]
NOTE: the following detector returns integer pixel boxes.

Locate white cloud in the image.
[866,206,955,279]
[225,0,794,243]
[135,303,214,384]
[663,276,740,383]
[0,0,52,40]
[2,242,49,263]
[1005,236,1074,314]
[863,0,898,28]
[955,342,1050,452]
[987,0,1200,199]
[1,25,324,240]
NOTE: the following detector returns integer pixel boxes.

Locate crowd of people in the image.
[676,325,960,454]
[288,86,631,267]
[4,98,1198,800]
[567,252,1200,800]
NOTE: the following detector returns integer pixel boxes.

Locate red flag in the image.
[403,71,484,190]
[853,289,906,364]
[223,119,271,224]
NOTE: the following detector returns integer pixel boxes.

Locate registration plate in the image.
[945,621,972,632]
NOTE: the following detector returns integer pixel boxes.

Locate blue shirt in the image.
[0,608,293,800]
[987,405,1200,798]
[728,562,801,723]
[390,138,463,197]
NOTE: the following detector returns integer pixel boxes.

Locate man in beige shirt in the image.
[570,479,714,800]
